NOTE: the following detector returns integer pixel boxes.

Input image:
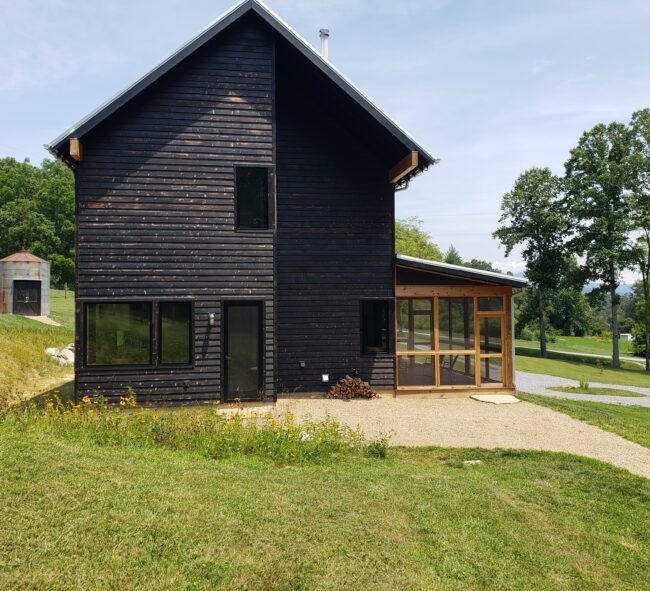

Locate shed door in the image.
[13,280,41,315]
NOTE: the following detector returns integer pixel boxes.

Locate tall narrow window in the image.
[159,302,192,365]
[85,302,152,366]
[236,167,269,229]
[361,300,390,354]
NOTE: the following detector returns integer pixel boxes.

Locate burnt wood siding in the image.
[276,73,395,392]
[74,18,275,403]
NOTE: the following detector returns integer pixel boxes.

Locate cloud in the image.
[493,260,527,274]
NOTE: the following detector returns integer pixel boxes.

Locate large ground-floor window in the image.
[396,293,508,390]
[84,301,192,367]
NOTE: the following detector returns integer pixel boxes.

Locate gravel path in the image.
[516,371,650,407]
[275,397,650,479]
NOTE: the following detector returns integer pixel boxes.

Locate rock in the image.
[48,347,74,366]
[463,460,482,466]
[58,348,75,363]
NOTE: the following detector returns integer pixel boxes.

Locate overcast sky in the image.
[1,0,649,277]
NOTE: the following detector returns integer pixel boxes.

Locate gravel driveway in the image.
[516,371,650,407]
[275,397,650,479]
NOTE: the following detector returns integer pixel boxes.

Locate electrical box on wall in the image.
[321,374,329,383]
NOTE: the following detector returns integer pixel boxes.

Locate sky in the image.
[1,0,649,279]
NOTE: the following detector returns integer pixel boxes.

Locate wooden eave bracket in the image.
[70,138,83,161]
[389,151,418,184]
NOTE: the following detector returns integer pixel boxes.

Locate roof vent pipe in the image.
[319,29,330,60]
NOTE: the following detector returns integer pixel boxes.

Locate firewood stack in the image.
[326,375,380,399]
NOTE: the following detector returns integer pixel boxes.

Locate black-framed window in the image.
[361,300,390,354]
[236,166,269,229]
[85,302,152,366]
[159,301,192,365]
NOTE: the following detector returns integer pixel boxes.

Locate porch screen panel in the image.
[439,354,475,386]
[438,298,474,350]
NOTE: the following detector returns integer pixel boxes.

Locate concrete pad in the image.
[470,394,520,404]
[24,315,60,326]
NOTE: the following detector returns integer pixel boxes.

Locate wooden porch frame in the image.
[394,287,513,394]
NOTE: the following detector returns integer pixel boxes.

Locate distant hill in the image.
[512,272,634,296]
[584,283,634,296]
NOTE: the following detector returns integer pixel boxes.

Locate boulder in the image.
[58,348,75,363]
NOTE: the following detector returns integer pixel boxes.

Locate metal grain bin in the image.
[0,250,50,316]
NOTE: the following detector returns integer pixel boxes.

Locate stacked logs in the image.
[326,375,379,399]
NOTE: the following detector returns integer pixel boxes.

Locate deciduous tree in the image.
[494,167,569,357]
[395,216,442,261]
[565,122,635,368]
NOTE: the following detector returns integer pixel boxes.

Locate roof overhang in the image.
[47,0,437,182]
[396,255,528,288]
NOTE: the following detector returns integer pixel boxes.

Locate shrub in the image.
[2,391,389,465]
[518,326,535,341]
[579,378,590,390]
[364,435,390,459]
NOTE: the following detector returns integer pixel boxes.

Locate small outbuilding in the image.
[0,250,50,316]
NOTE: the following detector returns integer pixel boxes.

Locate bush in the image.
[2,390,390,464]
[519,326,535,341]
[364,436,390,458]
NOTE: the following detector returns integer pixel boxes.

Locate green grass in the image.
[0,289,74,402]
[519,393,650,449]
[1,423,649,591]
[516,335,635,357]
[548,386,646,397]
[48,288,75,330]
[516,353,650,388]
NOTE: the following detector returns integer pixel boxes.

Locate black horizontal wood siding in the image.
[275,64,395,392]
[74,16,275,404]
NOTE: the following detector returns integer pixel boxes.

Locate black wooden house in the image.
[49,0,525,403]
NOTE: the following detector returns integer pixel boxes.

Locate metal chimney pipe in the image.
[319,28,330,60]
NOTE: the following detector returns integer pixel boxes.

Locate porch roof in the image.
[395,255,528,288]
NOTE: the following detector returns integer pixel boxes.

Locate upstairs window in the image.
[361,300,390,354]
[236,167,269,229]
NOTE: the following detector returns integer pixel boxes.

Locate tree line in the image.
[396,216,499,272]
[0,157,75,286]
[494,108,650,370]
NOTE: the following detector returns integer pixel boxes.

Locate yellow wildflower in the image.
[82,395,91,405]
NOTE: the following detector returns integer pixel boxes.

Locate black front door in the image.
[13,280,41,315]
[224,302,262,401]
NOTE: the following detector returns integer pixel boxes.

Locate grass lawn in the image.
[516,335,635,357]
[516,353,650,388]
[519,393,650,449]
[1,424,649,591]
[548,386,646,397]
[0,289,74,401]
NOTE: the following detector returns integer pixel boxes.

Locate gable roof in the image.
[396,255,528,288]
[47,0,437,179]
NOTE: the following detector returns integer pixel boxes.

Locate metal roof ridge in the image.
[47,0,436,170]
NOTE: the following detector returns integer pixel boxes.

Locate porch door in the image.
[224,302,262,401]
[13,280,41,315]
